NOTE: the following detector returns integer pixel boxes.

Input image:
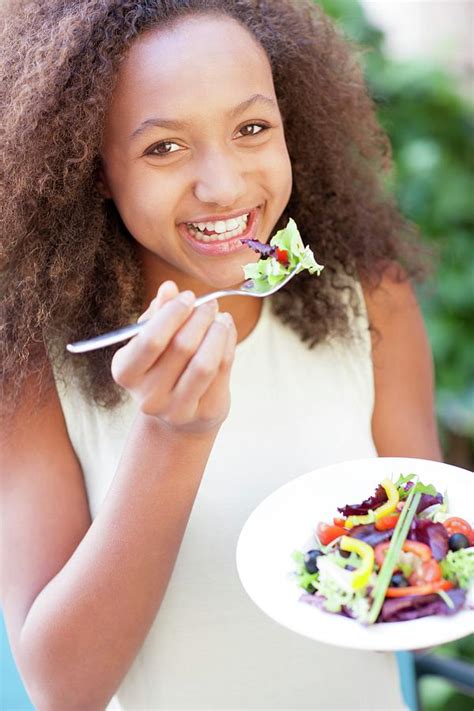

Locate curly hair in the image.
[1,0,426,422]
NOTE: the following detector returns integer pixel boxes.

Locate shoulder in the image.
[359,264,442,460]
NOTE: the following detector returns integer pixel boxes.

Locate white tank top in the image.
[53,283,407,710]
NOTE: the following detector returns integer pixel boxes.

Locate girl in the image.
[1,1,441,709]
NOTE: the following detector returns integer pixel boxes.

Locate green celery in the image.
[367,484,422,624]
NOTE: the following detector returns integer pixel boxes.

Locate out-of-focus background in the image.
[1,1,473,709]
[316,1,474,710]
[321,0,474,474]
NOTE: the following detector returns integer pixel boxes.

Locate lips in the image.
[178,207,261,257]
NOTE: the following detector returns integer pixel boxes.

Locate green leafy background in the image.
[317,0,474,465]
[316,1,473,707]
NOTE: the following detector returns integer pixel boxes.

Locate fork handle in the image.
[66,290,236,353]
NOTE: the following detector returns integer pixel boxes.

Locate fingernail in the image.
[206,299,219,313]
[137,310,150,324]
[178,290,195,306]
[159,280,175,295]
[215,312,232,327]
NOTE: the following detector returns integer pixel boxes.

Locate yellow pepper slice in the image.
[373,478,400,519]
[340,535,375,591]
[344,479,400,529]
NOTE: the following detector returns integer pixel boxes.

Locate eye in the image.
[146,141,183,157]
[237,122,270,137]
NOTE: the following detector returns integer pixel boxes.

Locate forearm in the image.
[19,413,218,711]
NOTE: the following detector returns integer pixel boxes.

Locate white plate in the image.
[236,457,474,651]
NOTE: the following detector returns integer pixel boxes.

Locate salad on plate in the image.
[292,473,474,624]
[240,217,324,289]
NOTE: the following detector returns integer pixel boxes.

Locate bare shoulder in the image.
[360,265,442,460]
[0,356,91,654]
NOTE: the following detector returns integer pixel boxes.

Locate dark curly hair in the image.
[1,0,426,422]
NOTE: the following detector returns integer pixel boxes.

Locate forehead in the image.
[109,14,275,126]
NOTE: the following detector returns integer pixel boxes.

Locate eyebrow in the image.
[130,93,277,140]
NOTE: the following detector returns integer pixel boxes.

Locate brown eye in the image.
[147,141,181,156]
[238,123,268,137]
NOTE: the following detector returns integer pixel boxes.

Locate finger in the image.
[136,280,179,323]
[111,291,195,383]
[170,313,232,418]
[148,299,219,385]
[133,299,220,406]
[197,313,237,418]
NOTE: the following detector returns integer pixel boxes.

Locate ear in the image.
[96,163,113,199]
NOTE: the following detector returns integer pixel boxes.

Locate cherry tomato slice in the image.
[374,540,432,568]
[333,517,347,528]
[385,580,453,598]
[442,517,474,545]
[316,523,346,545]
[408,558,442,586]
[375,514,400,531]
[276,248,289,265]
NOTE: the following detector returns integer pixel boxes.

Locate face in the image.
[99,14,292,294]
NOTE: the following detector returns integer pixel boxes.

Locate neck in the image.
[139,253,263,345]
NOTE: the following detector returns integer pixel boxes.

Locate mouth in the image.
[178,207,261,257]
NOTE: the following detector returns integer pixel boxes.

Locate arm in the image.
[361,267,442,460]
[1,283,236,711]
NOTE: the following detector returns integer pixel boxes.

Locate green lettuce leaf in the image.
[242,218,324,288]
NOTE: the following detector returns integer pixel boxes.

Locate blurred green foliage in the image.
[317,0,474,451]
[316,3,474,709]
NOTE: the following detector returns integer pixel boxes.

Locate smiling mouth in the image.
[182,207,259,243]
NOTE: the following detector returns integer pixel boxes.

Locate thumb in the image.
[137,280,179,323]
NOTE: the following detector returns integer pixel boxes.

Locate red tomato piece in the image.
[408,558,442,586]
[333,517,347,528]
[316,522,346,545]
[374,540,432,568]
[276,248,289,265]
[443,517,474,545]
[375,514,400,531]
[385,580,453,598]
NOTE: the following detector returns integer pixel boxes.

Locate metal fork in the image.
[66,266,299,353]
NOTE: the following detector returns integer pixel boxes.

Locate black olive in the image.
[339,549,351,559]
[390,573,409,588]
[304,549,323,574]
[448,533,469,551]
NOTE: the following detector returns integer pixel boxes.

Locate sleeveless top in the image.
[53,283,407,710]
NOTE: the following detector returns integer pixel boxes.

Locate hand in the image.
[111,281,237,434]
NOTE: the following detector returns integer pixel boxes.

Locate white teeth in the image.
[189,212,250,234]
[187,222,248,242]
[214,220,227,234]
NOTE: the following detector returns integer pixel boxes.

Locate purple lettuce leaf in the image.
[416,492,443,513]
[408,519,449,560]
[379,588,466,623]
[240,239,276,258]
[299,592,325,609]
[337,484,388,517]
[347,523,393,548]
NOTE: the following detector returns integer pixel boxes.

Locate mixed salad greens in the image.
[240,218,324,289]
[292,474,474,624]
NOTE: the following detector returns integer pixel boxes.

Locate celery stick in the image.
[367,486,422,624]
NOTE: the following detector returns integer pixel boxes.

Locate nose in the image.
[193,147,246,207]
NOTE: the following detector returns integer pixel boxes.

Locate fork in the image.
[66,266,299,353]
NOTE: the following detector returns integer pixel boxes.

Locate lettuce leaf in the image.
[440,547,474,589]
[242,218,324,288]
[379,589,466,622]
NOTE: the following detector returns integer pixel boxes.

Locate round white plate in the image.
[236,457,474,651]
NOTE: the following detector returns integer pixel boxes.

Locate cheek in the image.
[266,139,292,202]
[114,173,175,235]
